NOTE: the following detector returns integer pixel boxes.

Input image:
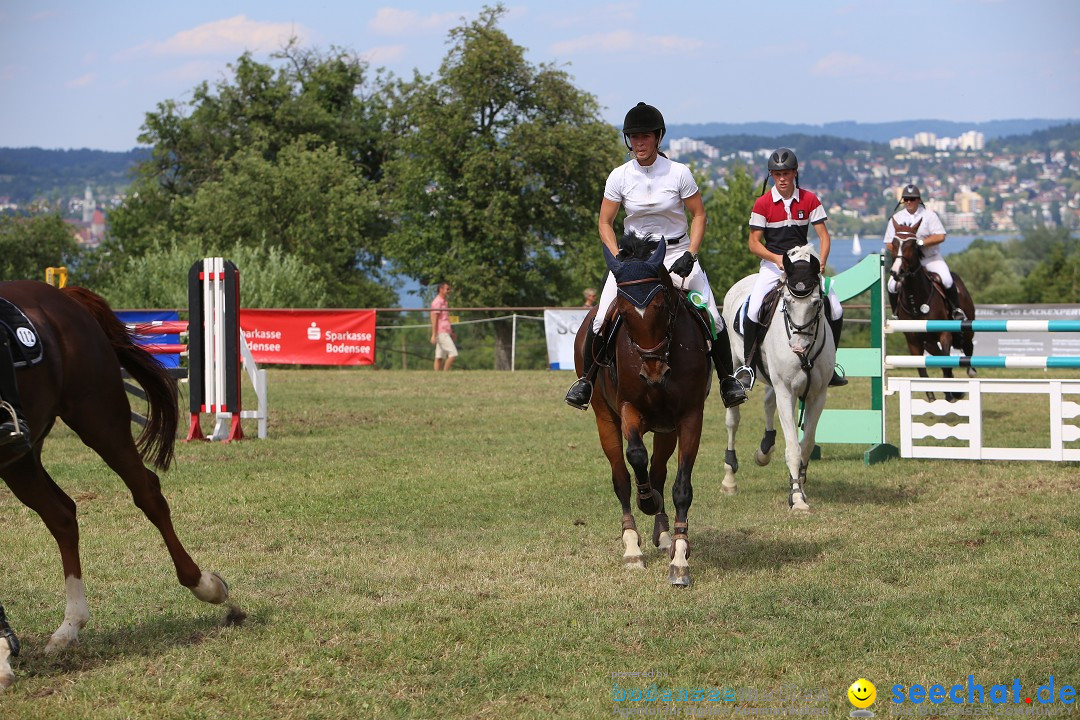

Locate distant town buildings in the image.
[889,130,985,152]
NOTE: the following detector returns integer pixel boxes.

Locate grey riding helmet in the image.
[622,102,666,142]
[768,147,798,172]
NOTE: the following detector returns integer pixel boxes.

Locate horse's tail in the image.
[61,286,178,471]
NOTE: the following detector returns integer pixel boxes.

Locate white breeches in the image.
[746,260,842,324]
[592,246,720,333]
[887,256,953,293]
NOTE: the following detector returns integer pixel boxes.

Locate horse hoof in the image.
[0,669,13,691]
[190,571,229,605]
[668,565,691,587]
[624,556,646,570]
[721,480,737,496]
[754,450,772,467]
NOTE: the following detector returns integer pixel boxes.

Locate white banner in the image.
[544,309,589,370]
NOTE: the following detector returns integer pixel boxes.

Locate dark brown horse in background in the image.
[0,281,234,684]
[889,234,977,402]
[574,236,711,587]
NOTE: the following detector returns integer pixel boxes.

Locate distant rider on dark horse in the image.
[564,102,747,410]
[733,148,847,391]
[0,331,30,464]
[883,183,966,320]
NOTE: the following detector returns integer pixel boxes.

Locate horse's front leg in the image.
[668,408,703,587]
[796,382,830,494]
[909,334,934,401]
[773,386,809,512]
[594,402,644,569]
[722,404,741,495]
[0,603,17,691]
[755,385,778,466]
[622,406,660,516]
[650,432,676,551]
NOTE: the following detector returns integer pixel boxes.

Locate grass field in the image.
[1,369,1077,719]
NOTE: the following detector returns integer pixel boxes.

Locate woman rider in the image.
[565,102,747,410]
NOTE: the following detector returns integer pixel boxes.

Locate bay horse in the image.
[889,232,976,402]
[574,235,711,586]
[0,281,235,683]
[721,246,835,512]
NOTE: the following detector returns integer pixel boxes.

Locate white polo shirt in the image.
[883,206,947,260]
[604,155,698,247]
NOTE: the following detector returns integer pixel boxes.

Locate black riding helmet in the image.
[768,147,799,172]
[622,102,665,145]
[902,183,922,200]
[761,147,800,195]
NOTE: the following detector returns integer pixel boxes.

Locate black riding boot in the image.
[827,315,848,387]
[0,335,30,458]
[565,326,600,410]
[709,331,747,408]
[733,319,759,391]
[888,291,899,318]
[944,283,966,320]
[0,602,18,657]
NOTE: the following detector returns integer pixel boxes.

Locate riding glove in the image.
[669,251,696,277]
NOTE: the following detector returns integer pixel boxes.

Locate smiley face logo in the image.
[848,678,876,709]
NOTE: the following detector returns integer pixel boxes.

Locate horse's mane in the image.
[618,231,661,261]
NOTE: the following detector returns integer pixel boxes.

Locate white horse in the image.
[721,245,836,512]
[0,602,17,691]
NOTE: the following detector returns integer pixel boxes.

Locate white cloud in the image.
[143,15,311,56]
[368,8,459,36]
[551,30,701,56]
[66,73,96,89]
[811,51,870,77]
[545,3,637,29]
[155,60,232,86]
[361,45,407,64]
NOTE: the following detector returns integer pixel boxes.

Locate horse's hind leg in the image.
[755,386,778,466]
[649,432,676,551]
[0,602,18,690]
[61,406,228,606]
[668,408,703,588]
[1,452,90,652]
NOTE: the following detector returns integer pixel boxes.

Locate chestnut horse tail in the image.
[61,286,178,471]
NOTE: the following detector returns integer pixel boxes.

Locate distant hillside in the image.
[0,147,148,204]
[695,133,886,156]
[667,119,1079,143]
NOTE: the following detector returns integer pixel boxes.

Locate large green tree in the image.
[0,214,80,281]
[698,164,760,296]
[380,5,620,367]
[105,42,393,307]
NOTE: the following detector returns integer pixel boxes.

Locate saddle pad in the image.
[0,297,43,368]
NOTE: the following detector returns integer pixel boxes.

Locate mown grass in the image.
[0,369,1077,719]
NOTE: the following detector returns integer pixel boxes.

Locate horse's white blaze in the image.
[622,529,644,568]
[45,575,89,653]
[633,306,647,319]
[0,637,14,691]
[670,538,689,570]
[190,571,229,604]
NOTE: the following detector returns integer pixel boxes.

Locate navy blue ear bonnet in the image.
[603,234,668,308]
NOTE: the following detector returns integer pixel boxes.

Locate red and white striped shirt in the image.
[749,186,827,255]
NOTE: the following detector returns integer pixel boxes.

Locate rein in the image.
[616,277,678,365]
[780,284,826,420]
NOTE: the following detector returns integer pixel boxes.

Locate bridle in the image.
[890,236,930,316]
[616,276,679,371]
[780,282,826,374]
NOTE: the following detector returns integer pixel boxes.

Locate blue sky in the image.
[1,0,1078,151]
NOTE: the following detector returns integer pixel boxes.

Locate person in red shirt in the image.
[734,148,846,390]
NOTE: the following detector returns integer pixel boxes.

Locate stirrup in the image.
[828,363,848,387]
[951,307,967,321]
[564,377,593,411]
[733,365,755,391]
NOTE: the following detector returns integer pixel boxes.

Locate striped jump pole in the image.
[886,355,1080,369]
[888,319,1080,334]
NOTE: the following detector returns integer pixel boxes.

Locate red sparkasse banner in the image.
[239,309,376,365]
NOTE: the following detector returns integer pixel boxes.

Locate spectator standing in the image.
[430,282,458,371]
